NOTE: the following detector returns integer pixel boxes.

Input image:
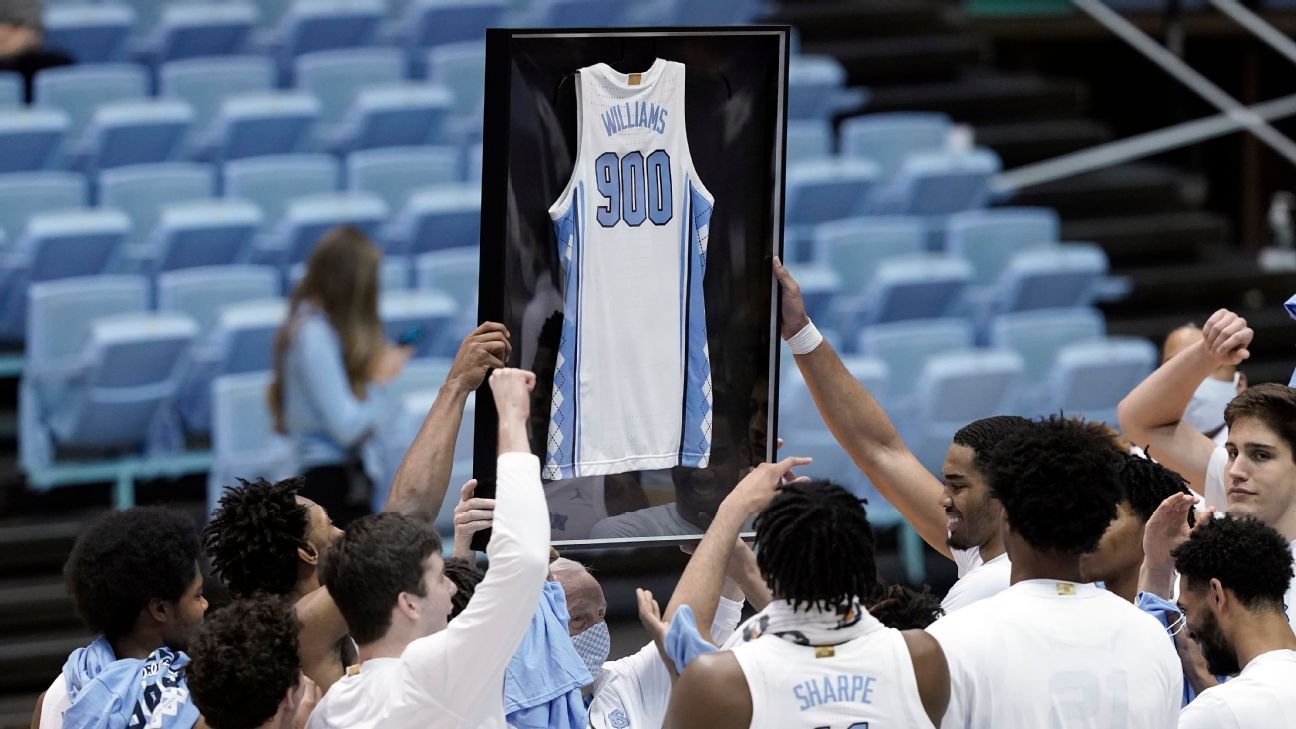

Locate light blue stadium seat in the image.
[209,371,298,514]
[78,99,194,172]
[465,142,482,182]
[946,207,1060,286]
[145,198,264,272]
[179,298,286,435]
[43,4,135,63]
[0,72,20,107]
[333,83,454,153]
[996,243,1108,315]
[836,254,973,333]
[644,0,762,24]
[990,307,1105,400]
[34,64,148,146]
[1038,337,1158,424]
[157,265,281,331]
[813,216,925,293]
[523,0,628,26]
[160,56,277,156]
[296,47,406,129]
[840,112,952,180]
[224,154,341,231]
[262,192,389,264]
[910,349,1024,473]
[0,108,69,173]
[109,0,171,39]
[870,149,1001,218]
[347,146,460,211]
[787,119,832,163]
[788,55,863,122]
[857,318,973,413]
[202,91,322,162]
[146,3,259,63]
[384,184,480,255]
[415,246,478,312]
[99,162,217,248]
[275,0,385,77]
[426,42,484,142]
[249,0,294,33]
[380,289,460,357]
[785,158,880,261]
[42,311,198,451]
[287,257,412,292]
[783,264,842,329]
[401,0,507,56]
[0,171,85,247]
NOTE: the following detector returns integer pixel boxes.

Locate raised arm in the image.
[663,652,752,729]
[384,322,510,514]
[294,585,351,693]
[1118,309,1251,493]
[775,259,950,555]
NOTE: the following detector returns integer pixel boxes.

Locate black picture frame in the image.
[473,25,790,550]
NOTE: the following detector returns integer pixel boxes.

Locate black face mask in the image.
[1194,610,1241,677]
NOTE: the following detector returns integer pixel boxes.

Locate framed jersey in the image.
[475,26,790,547]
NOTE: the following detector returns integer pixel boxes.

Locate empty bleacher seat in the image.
[78,99,194,172]
[160,56,277,154]
[0,108,69,173]
[385,184,480,255]
[297,48,406,127]
[425,42,484,140]
[813,216,925,292]
[995,244,1107,315]
[785,158,880,261]
[946,207,1060,286]
[146,3,259,63]
[224,154,341,229]
[99,163,217,248]
[415,247,478,312]
[275,0,385,75]
[348,146,461,211]
[787,120,833,163]
[332,83,454,152]
[401,0,507,55]
[202,91,321,162]
[869,149,1001,243]
[857,318,974,410]
[178,298,287,435]
[910,349,1024,472]
[465,142,482,182]
[840,112,952,180]
[524,0,628,26]
[990,307,1105,392]
[262,192,389,264]
[788,55,857,121]
[43,4,135,63]
[0,171,85,246]
[837,253,973,331]
[379,290,459,357]
[158,265,281,331]
[145,198,264,272]
[0,72,20,107]
[34,64,148,145]
[1038,337,1157,424]
[209,371,298,513]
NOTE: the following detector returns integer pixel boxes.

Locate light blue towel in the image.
[663,604,719,672]
[1136,591,1232,707]
[504,580,592,729]
[62,636,201,729]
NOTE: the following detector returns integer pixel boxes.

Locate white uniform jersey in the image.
[942,546,1011,612]
[1178,649,1296,729]
[546,58,714,481]
[926,580,1180,729]
[730,612,937,729]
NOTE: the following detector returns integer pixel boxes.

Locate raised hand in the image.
[448,322,512,392]
[489,368,535,426]
[720,456,813,519]
[1201,309,1253,366]
[773,257,811,342]
[452,479,495,559]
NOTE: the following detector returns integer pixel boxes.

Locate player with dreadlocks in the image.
[663,465,950,729]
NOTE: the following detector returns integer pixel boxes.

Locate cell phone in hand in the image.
[397,325,425,347]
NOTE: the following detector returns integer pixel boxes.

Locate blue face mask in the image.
[570,621,611,680]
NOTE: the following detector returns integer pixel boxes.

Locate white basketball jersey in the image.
[729,614,937,729]
[545,58,714,480]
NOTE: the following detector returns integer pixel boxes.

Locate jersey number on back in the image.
[595,150,674,228]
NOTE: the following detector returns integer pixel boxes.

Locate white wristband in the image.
[786,320,823,355]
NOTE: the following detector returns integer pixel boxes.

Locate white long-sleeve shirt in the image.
[307,452,550,729]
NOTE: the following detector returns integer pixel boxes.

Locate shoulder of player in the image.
[925,593,1003,640]
[669,652,751,729]
[1177,688,1239,729]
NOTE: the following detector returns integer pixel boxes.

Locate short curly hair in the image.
[952,415,1033,475]
[1117,453,1192,523]
[984,416,1124,555]
[866,584,943,630]
[1173,515,1294,610]
[321,512,442,644]
[187,595,301,729]
[443,558,484,619]
[64,507,201,639]
[204,478,310,598]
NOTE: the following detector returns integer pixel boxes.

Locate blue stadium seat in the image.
[223,154,340,229]
[910,349,1024,472]
[0,171,85,246]
[262,192,389,264]
[160,56,276,154]
[415,247,478,312]
[296,48,406,129]
[34,64,148,146]
[385,184,480,255]
[785,158,880,261]
[813,216,925,292]
[78,99,194,172]
[995,244,1107,315]
[781,356,888,441]
[43,4,135,63]
[857,318,974,410]
[25,276,148,373]
[348,146,461,211]
[178,298,286,435]
[145,199,264,272]
[275,0,385,77]
[401,0,507,56]
[209,371,298,514]
[644,0,762,24]
[0,72,20,107]
[465,142,482,182]
[202,92,322,162]
[425,42,484,141]
[784,265,842,329]
[157,265,281,331]
[330,84,453,153]
[110,0,171,39]
[288,257,412,292]
[990,307,1105,394]
[837,254,973,332]
[99,163,217,248]
[1039,337,1158,424]
[248,0,294,34]
[946,207,1060,286]
[787,120,832,163]
[42,312,198,450]
[870,149,1001,217]
[840,112,952,180]
[380,290,460,358]
[788,55,860,121]
[0,108,69,173]
[524,0,628,26]
[146,3,259,63]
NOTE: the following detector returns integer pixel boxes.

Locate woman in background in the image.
[269,226,410,523]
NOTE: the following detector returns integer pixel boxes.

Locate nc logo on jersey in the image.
[607,709,630,728]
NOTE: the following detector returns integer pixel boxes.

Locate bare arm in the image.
[30,692,43,729]
[902,630,950,727]
[383,322,510,514]
[294,586,350,693]
[1137,492,1202,600]
[775,259,950,556]
[1116,310,1251,493]
[663,652,753,729]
